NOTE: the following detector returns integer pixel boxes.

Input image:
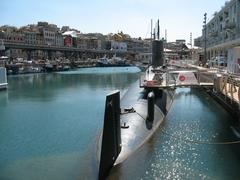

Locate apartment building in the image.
[24,31,37,45]
[43,28,56,46]
[55,33,64,46]
[205,0,240,73]
[111,41,127,52]
[206,0,239,55]
[77,37,101,50]
[5,32,24,43]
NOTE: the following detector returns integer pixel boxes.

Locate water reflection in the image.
[108,88,240,180]
[7,68,139,102]
[0,67,140,180]
[0,90,8,106]
[1,69,239,180]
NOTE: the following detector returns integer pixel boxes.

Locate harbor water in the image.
[108,88,240,180]
[0,67,239,180]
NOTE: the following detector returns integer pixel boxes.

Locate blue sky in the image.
[1,0,227,42]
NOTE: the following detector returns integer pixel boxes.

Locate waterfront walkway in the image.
[178,62,240,105]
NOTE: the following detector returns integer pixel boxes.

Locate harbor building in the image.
[42,28,56,46]
[111,41,127,52]
[24,31,37,45]
[0,22,164,61]
[194,37,202,47]
[55,33,64,47]
[204,0,240,73]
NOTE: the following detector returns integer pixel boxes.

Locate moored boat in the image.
[0,67,7,90]
[97,56,131,67]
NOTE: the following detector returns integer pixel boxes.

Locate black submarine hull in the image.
[98,80,175,179]
[116,81,174,164]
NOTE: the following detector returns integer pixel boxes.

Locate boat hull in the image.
[96,62,131,67]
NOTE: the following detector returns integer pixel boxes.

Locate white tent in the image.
[62,31,77,37]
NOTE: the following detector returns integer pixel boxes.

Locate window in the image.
[234,4,236,14]
[219,16,223,21]
[225,32,228,39]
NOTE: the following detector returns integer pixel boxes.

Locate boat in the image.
[63,65,70,71]
[97,33,176,179]
[45,63,54,72]
[0,56,8,89]
[96,57,111,67]
[110,55,130,67]
[97,55,131,67]
[0,67,7,90]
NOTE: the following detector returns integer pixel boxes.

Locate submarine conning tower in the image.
[151,18,164,67]
[152,40,164,67]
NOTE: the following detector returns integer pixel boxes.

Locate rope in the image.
[121,107,146,121]
[135,111,146,121]
[121,107,136,114]
[160,129,240,145]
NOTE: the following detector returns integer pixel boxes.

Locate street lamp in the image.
[203,13,207,65]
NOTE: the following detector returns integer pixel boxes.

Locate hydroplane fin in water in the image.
[98,90,121,180]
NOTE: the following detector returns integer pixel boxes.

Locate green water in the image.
[0,67,239,180]
[0,67,140,180]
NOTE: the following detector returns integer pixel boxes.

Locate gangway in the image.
[140,66,214,89]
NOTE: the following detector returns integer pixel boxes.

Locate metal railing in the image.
[214,73,240,104]
[140,69,214,88]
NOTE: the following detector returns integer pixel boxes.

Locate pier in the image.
[211,73,240,118]
[140,61,240,120]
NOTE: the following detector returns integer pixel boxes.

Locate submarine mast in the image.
[152,19,164,67]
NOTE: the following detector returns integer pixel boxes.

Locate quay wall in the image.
[210,74,240,121]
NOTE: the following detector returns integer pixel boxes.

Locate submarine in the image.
[97,27,175,180]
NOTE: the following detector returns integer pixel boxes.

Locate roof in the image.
[185,44,201,50]
[164,48,172,52]
[0,56,8,59]
[62,31,77,37]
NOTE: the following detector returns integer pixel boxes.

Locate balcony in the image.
[209,31,218,37]
[224,21,236,30]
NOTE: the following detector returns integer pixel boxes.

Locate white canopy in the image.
[62,31,77,37]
